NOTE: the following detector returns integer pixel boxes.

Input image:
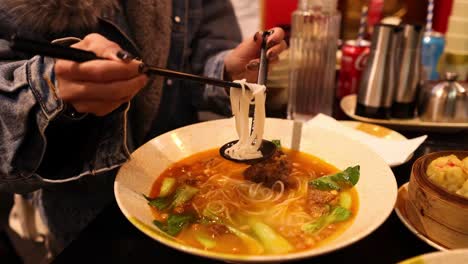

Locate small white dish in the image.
[340,121,414,167]
[339,121,415,167]
[340,120,407,141]
[398,249,468,264]
[395,183,448,252]
[340,94,468,133]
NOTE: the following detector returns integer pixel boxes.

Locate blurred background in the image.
[225,0,457,118]
[258,0,452,40]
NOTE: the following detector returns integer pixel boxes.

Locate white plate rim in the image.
[394,182,449,252]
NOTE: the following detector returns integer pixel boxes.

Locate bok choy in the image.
[202,209,264,254]
[145,184,199,211]
[153,213,194,236]
[302,206,352,235]
[159,177,176,197]
[248,218,293,254]
[310,165,360,191]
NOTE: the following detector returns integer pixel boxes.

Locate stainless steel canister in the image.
[418,72,468,123]
[356,24,402,119]
[391,24,424,119]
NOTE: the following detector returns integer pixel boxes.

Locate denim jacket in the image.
[0,0,241,250]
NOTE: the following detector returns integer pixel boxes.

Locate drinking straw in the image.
[425,0,434,35]
[357,5,369,45]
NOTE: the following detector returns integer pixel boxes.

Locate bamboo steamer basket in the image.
[406,151,468,249]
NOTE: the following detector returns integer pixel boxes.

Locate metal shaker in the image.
[418,72,468,123]
[391,24,424,118]
[356,24,402,119]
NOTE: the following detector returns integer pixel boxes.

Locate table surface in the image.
[54,126,468,264]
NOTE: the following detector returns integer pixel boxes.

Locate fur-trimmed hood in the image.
[1,0,120,34]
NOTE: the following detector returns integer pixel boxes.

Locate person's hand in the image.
[223,27,288,83]
[54,33,148,116]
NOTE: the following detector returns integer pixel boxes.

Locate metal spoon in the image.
[219,31,277,163]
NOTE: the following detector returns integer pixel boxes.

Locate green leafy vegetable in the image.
[153,219,168,233]
[195,232,217,249]
[329,206,352,222]
[153,213,194,236]
[144,184,199,212]
[339,191,352,210]
[301,215,328,233]
[302,206,352,235]
[248,218,293,254]
[225,225,264,254]
[272,139,282,148]
[310,165,360,191]
[159,177,176,197]
[331,165,360,186]
[310,177,341,190]
[202,209,264,254]
[144,195,171,210]
[172,185,199,208]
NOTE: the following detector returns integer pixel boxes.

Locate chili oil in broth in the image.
[149,148,359,255]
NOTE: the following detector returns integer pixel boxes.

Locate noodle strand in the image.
[225,80,266,160]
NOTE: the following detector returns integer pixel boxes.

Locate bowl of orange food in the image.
[406,151,468,249]
[114,117,398,263]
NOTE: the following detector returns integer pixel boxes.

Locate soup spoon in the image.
[219,31,278,163]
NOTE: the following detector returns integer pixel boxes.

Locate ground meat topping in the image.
[306,188,339,217]
[243,150,296,189]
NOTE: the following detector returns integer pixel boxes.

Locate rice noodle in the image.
[225,79,266,160]
[192,171,314,228]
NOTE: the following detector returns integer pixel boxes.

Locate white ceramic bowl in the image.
[114,118,398,263]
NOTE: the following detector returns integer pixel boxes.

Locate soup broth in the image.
[148,148,359,255]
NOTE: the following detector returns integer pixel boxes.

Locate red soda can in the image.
[336,40,371,99]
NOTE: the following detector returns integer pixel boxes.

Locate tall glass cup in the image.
[287,0,341,121]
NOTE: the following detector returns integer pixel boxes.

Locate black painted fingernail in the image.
[116,50,135,62]
[246,61,259,71]
[267,29,274,35]
[253,32,259,42]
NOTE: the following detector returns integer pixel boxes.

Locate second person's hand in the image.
[223,27,288,83]
[54,33,148,116]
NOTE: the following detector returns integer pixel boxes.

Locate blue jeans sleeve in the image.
[0,40,130,194]
[201,50,232,116]
[0,52,62,193]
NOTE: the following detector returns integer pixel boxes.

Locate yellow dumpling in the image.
[445,166,465,191]
[456,180,468,198]
[462,157,468,176]
[426,155,468,199]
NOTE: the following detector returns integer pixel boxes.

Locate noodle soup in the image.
[146,147,359,255]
